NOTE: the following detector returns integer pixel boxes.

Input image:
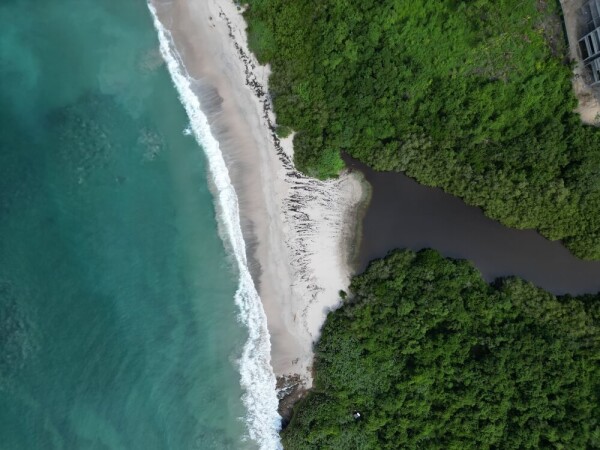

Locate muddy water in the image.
[350,159,600,295]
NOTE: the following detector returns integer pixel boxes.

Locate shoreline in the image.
[342,158,374,275]
[147,3,282,447]
[149,0,366,434]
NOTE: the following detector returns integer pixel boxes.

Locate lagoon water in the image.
[351,159,600,295]
[0,0,257,448]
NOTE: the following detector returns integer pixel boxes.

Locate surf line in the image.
[147,4,282,449]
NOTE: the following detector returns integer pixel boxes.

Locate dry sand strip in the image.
[150,0,366,393]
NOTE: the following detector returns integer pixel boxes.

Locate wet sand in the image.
[350,158,600,295]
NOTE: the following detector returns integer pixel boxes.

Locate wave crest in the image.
[147,4,282,449]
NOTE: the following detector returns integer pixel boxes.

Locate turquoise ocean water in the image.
[0,0,271,448]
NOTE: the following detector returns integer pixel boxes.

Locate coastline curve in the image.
[148,3,282,449]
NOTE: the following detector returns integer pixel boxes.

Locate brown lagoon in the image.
[349,159,600,295]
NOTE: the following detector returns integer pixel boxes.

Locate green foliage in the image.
[275,125,292,138]
[245,17,276,63]
[282,250,600,449]
[245,0,600,258]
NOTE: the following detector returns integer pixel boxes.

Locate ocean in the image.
[0,0,278,448]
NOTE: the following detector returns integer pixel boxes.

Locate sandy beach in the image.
[149,0,365,403]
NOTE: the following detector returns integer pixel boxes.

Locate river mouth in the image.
[347,157,600,296]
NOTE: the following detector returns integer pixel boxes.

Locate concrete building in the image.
[578,0,600,84]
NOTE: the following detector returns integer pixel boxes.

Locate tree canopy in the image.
[245,0,600,259]
[282,250,600,449]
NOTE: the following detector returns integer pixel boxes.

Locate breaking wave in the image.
[148,4,282,449]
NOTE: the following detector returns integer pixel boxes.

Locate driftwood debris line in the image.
[218,8,351,303]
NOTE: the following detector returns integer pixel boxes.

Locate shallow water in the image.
[0,1,254,448]
[351,159,600,295]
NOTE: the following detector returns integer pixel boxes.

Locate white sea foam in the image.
[148,4,282,449]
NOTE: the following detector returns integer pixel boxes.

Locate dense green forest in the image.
[282,250,600,449]
[244,0,600,259]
